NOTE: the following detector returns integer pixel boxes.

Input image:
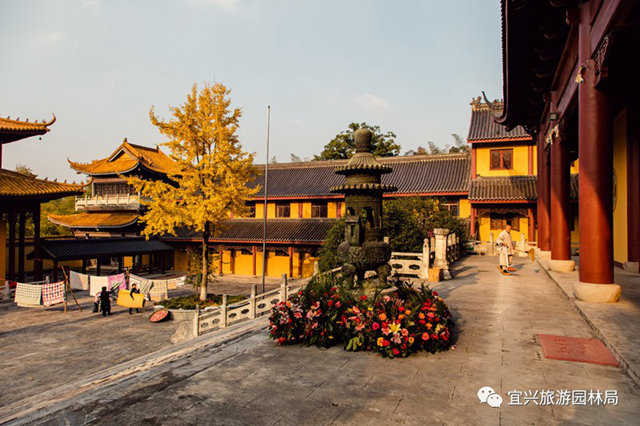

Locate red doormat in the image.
[538,334,619,367]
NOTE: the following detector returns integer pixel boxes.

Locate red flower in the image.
[372,322,380,330]
[327,300,334,307]
[382,339,390,347]
[427,312,435,320]
[277,337,286,345]
[392,348,400,356]
[421,332,430,341]
[360,295,367,301]
[432,291,438,297]
[335,301,342,308]
[398,306,405,312]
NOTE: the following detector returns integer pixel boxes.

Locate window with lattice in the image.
[490,149,513,170]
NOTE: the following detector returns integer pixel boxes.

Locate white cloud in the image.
[34,30,68,46]
[187,0,239,12]
[352,93,389,109]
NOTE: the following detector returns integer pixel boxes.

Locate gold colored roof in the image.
[0,115,56,143]
[68,139,176,176]
[0,169,83,198]
[48,212,139,228]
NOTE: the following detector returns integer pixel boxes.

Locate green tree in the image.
[382,197,467,252]
[316,219,345,272]
[128,82,259,301]
[448,133,470,153]
[314,122,400,160]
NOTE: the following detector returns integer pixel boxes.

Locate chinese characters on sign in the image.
[506,389,619,406]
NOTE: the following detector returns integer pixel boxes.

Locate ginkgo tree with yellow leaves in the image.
[127,82,259,301]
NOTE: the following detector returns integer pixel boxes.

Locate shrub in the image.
[316,219,345,273]
[159,294,245,310]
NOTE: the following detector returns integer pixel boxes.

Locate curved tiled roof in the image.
[48,212,139,229]
[69,140,176,176]
[0,115,55,144]
[467,99,531,142]
[250,154,470,198]
[164,219,337,244]
[469,176,537,201]
[0,169,84,199]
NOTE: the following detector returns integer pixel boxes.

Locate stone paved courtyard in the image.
[9,255,639,425]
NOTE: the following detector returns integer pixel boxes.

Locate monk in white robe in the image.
[496,224,514,275]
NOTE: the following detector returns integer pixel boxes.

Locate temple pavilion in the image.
[0,115,84,284]
[498,0,640,302]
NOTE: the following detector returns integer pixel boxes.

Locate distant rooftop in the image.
[467,97,531,142]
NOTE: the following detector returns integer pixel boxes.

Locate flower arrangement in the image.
[268,279,453,358]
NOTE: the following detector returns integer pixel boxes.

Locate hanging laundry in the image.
[90,275,110,296]
[42,281,66,306]
[108,273,126,291]
[130,274,153,294]
[69,271,90,290]
[14,283,43,307]
[149,279,168,301]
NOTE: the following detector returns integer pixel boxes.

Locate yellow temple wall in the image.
[475,145,531,176]
[234,250,254,275]
[613,109,628,264]
[458,198,471,218]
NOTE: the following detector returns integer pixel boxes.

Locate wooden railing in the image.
[75,194,145,211]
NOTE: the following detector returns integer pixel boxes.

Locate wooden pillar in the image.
[288,246,294,279]
[298,251,303,277]
[219,247,224,275]
[230,249,235,274]
[8,210,16,281]
[470,207,477,240]
[537,132,551,251]
[149,253,154,273]
[18,211,25,282]
[53,260,58,282]
[527,207,535,243]
[577,4,613,285]
[252,245,257,276]
[96,258,101,276]
[550,125,571,260]
[117,257,123,274]
[33,206,42,281]
[627,103,640,264]
[81,258,87,274]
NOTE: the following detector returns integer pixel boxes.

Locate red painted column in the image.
[527,207,535,242]
[288,246,294,279]
[33,205,42,281]
[550,131,571,260]
[470,207,477,240]
[577,4,613,284]
[627,104,640,264]
[252,246,257,276]
[537,133,551,250]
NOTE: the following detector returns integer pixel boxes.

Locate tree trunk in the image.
[200,223,209,301]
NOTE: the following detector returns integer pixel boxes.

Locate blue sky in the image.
[0,0,502,182]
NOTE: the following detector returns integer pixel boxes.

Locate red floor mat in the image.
[538,334,620,367]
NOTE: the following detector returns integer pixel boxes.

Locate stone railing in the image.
[389,229,461,281]
[75,194,144,211]
[196,274,307,337]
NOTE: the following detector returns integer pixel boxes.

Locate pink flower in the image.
[356,323,365,331]
[401,328,409,337]
[335,301,342,309]
[382,326,391,336]
[422,332,430,341]
[392,348,400,356]
[372,322,380,330]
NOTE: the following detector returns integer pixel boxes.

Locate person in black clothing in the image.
[129,283,142,314]
[99,286,111,316]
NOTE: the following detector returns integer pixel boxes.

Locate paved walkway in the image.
[542,258,640,386]
[0,293,175,411]
[15,256,639,425]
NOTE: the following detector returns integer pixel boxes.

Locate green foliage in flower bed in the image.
[159,294,246,310]
[268,278,454,358]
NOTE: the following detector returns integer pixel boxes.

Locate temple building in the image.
[466,97,580,247]
[57,144,471,279]
[0,115,84,284]
[498,0,640,302]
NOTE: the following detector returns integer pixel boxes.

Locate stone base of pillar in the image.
[622,262,639,274]
[573,282,622,303]
[536,249,551,260]
[547,259,576,273]
[442,269,451,280]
